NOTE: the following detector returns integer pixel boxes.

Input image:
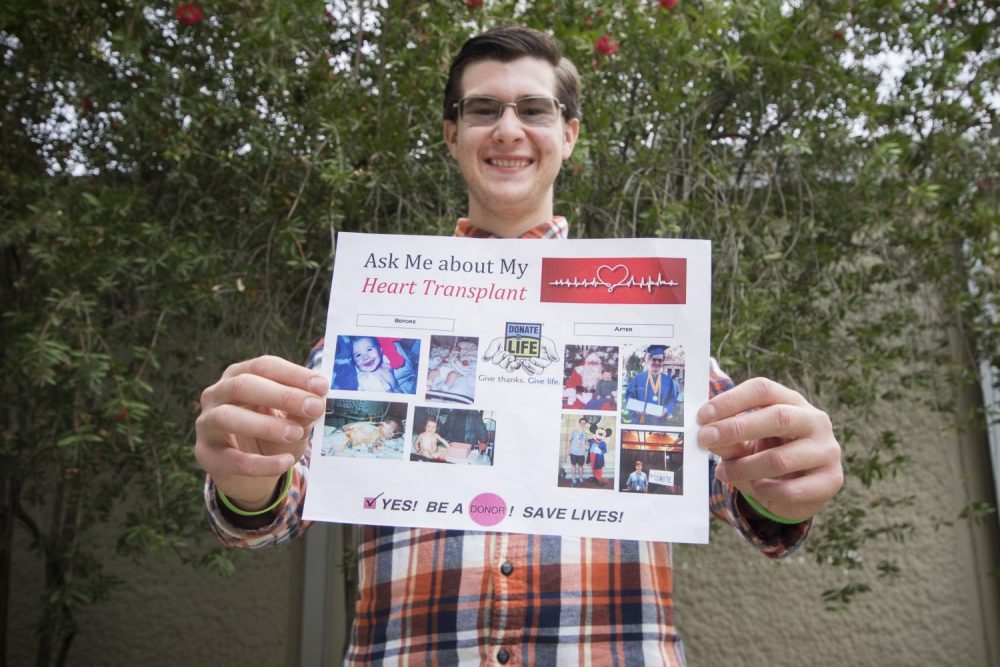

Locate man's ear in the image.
[562,117,580,160]
[443,121,459,159]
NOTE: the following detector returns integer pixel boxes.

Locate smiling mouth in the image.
[487,158,533,168]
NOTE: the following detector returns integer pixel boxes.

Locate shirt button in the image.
[500,561,514,576]
[497,648,511,664]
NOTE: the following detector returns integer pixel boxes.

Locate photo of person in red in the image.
[562,344,618,410]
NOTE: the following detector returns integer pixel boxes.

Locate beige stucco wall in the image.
[674,394,998,667]
[8,400,997,666]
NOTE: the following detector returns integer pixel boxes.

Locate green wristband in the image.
[218,468,294,517]
[739,492,807,525]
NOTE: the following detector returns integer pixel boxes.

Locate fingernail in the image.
[284,424,304,441]
[699,426,719,446]
[307,375,328,394]
[303,397,324,418]
[697,404,717,424]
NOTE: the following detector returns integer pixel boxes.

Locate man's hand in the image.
[195,355,328,511]
[697,377,843,522]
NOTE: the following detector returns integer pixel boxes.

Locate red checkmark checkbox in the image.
[364,497,377,509]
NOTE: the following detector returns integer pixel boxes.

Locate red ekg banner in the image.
[539,257,687,305]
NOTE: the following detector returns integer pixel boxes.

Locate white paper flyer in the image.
[303,232,712,543]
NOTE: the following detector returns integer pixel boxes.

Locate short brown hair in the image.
[443,25,580,123]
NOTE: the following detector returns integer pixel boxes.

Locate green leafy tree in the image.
[1,1,996,664]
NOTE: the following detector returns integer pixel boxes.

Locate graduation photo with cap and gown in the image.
[624,344,682,426]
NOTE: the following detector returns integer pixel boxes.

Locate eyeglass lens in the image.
[460,97,560,126]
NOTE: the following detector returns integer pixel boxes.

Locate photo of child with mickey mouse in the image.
[557,414,617,490]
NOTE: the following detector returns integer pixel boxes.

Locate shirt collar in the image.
[454,216,568,240]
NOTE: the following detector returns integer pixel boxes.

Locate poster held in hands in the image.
[303,232,713,543]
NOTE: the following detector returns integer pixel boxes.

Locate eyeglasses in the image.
[453,96,566,127]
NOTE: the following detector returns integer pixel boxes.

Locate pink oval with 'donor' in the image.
[468,493,508,527]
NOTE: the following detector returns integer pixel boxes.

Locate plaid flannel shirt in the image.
[206,217,810,666]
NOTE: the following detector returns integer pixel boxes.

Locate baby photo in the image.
[557,414,617,490]
[320,399,408,460]
[621,343,685,427]
[425,335,479,405]
[331,335,421,395]
[409,406,496,466]
[562,345,619,411]
[618,430,684,495]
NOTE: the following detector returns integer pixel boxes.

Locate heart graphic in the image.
[595,264,630,293]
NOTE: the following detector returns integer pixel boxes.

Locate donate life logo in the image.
[482,322,559,376]
[539,257,687,305]
[504,322,542,358]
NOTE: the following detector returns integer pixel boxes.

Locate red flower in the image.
[466,0,483,7]
[594,35,619,57]
[80,96,94,111]
[832,29,846,42]
[659,0,679,9]
[176,3,205,26]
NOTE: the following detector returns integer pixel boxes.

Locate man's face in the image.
[443,57,579,236]
[648,355,664,376]
[578,419,588,429]
[635,462,643,471]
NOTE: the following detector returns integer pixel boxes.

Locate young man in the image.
[625,343,680,425]
[626,460,649,493]
[566,416,590,486]
[195,26,843,665]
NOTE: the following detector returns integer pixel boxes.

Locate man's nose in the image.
[492,105,525,140]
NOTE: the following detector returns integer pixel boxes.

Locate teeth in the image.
[490,159,531,168]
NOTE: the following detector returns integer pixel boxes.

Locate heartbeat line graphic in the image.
[547,264,679,294]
